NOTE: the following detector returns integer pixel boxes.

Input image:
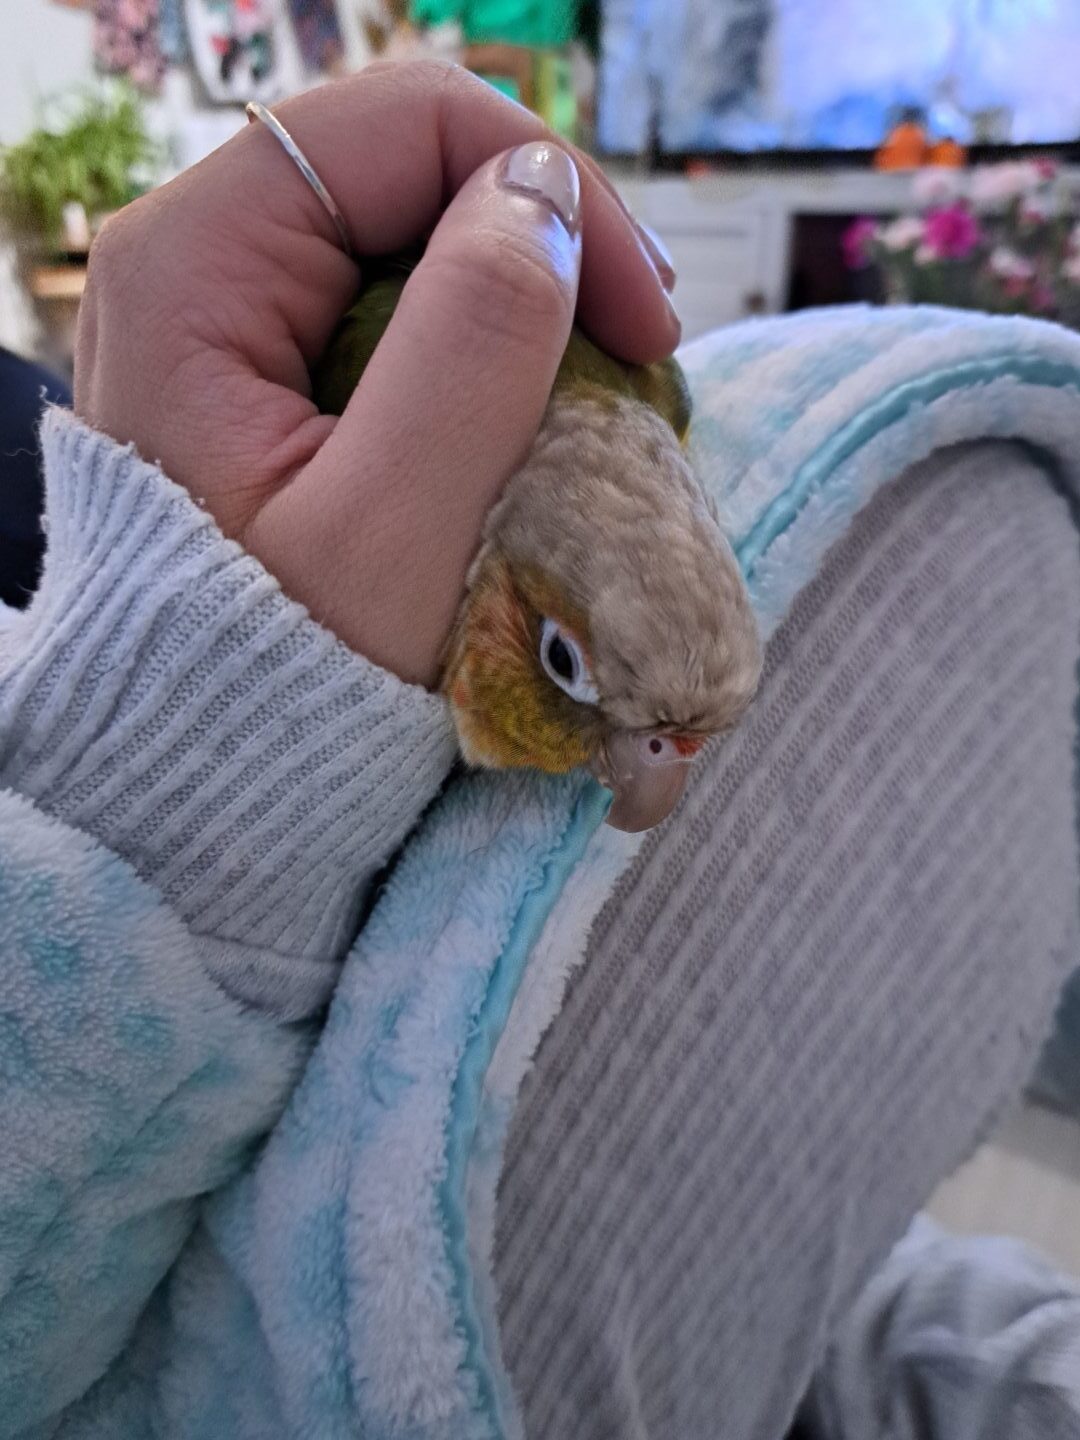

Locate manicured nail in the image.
[636,221,677,292]
[502,142,581,235]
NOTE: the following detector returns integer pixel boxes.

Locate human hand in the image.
[74,62,679,686]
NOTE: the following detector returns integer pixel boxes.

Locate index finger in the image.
[244,61,680,365]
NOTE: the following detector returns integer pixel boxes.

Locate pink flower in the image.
[878,216,925,252]
[1034,158,1058,182]
[1032,282,1056,312]
[842,217,877,270]
[912,167,962,208]
[971,161,1044,208]
[988,246,1036,283]
[1002,276,1031,299]
[922,205,982,260]
[1019,195,1053,227]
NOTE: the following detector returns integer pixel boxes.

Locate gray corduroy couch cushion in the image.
[495,439,1080,1440]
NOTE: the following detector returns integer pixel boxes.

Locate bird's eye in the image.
[640,734,684,767]
[539,618,599,705]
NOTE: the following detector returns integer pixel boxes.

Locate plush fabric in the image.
[0,785,307,1435]
[3,305,1080,1437]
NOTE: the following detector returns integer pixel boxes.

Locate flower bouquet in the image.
[844,161,1080,329]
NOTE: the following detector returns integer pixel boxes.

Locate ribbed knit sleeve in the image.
[0,409,458,975]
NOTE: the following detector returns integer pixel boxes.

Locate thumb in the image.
[254,140,582,686]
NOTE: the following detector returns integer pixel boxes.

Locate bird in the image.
[311,259,762,831]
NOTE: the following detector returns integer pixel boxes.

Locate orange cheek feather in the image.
[441,555,593,774]
[672,734,706,758]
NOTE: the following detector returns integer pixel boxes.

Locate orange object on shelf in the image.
[875,120,929,171]
[927,137,967,168]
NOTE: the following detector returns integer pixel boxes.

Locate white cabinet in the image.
[658,223,768,337]
[614,176,776,338]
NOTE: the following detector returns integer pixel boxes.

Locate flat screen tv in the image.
[598,0,1080,157]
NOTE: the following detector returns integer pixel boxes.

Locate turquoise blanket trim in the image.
[735,353,1080,574]
[440,777,612,1436]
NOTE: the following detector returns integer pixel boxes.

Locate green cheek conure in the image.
[311,257,762,831]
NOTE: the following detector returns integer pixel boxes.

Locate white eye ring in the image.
[637,734,691,767]
[539,618,599,706]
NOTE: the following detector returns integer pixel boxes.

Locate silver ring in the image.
[245,101,354,259]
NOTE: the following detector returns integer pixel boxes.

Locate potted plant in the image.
[0,83,159,261]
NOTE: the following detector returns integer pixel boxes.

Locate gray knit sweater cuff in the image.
[0,409,458,968]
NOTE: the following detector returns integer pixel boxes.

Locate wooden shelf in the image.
[29,265,87,301]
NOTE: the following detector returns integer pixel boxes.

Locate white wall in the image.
[0,1,377,149]
[0,0,98,147]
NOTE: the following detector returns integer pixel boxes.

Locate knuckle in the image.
[83,209,128,290]
[413,56,464,85]
[409,56,473,98]
[362,57,449,84]
[357,58,396,79]
[84,199,150,302]
[362,56,465,103]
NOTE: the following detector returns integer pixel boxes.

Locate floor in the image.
[929,1100,1080,1277]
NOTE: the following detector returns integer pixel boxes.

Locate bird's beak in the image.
[589,731,691,833]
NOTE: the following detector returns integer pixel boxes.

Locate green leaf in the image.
[0,81,161,249]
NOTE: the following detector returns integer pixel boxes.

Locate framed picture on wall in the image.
[93,0,167,92]
[285,0,345,75]
[185,0,283,103]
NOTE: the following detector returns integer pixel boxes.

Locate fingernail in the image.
[636,221,677,292]
[502,141,581,235]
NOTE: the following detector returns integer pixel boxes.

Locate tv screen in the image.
[598,0,1080,155]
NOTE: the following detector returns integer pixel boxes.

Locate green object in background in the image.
[410,0,576,46]
[475,58,576,136]
[534,51,577,138]
[485,76,522,103]
[0,85,159,251]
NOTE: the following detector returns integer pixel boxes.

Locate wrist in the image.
[0,410,458,964]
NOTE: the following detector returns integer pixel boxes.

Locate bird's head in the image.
[441,385,762,832]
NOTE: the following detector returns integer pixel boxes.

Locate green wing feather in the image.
[310,253,692,441]
[310,274,408,416]
[554,329,692,443]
